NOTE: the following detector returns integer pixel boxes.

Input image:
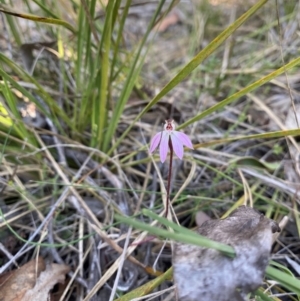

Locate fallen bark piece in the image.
[173,206,280,301]
[0,257,46,301]
[0,257,70,301]
[21,263,70,301]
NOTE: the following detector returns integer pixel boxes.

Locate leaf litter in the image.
[0,257,69,301]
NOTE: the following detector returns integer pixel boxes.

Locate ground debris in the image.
[0,257,70,301]
[173,206,280,301]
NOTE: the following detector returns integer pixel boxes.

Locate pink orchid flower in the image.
[149,119,194,163]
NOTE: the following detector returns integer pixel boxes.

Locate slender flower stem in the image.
[149,119,193,217]
[165,137,173,217]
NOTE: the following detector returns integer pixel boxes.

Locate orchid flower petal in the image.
[159,132,169,163]
[170,133,184,160]
[173,131,194,149]
[149,120,193,163]
[150,132,162,153]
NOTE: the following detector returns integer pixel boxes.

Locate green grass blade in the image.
[103,0,168,152]
[75,4,85,91]
[0,4,76,33]
[254,288,277,301]
[117,214,300,297]
[143,209,202,236]
[266,266,300,295]
[194,128,300,149]
[110,0,131,81]
[91,0,114,148]
[31,0,60,18]
[0,1,22,46]
[0,79,35,144]
[0,52,75,129]
[116,214,234,257]
[179,56,300,130]
[76,0,98,132]
[107,0,269,155]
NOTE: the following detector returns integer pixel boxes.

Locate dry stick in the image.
[1,156,44,221]
[135,123,158,214]
[0,243,17,266]
[66,148,130,217]
[84,215,165,301]
[48,220,88,288]
[46,149,92,288]
[171,160,196,205]
[80,0,100,43]
[0,134,129,274]
[59,242,93,301]
[241,167,300,201]
[49,150,93,287]
[108,227,132,301]
[0,186,68,274]
[237,169,253,208]
[220,5,236,80]
[131,286,175,301]
[87,238,99,296]
[30,132,156,299]
[47,216,88,289]
[18,143,107,160]
[247,92,300,154]
[45,117,67,165]
[170,160,197,226]
[78,216,85,299]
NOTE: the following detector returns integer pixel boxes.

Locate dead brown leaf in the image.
[0,257,46,301]
[21,263,70,301]
[0,258,70,301]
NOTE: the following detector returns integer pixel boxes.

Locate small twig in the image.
[109,227,132,301]
[0,242,18,266]
[47,215,88,288]
[80,0,100,44]
[59,242,93,301]
[88,238,100,297]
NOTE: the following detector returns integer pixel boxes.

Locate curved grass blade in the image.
[0,102,13,128]
[0,53,73,131]
[193,128,300,149]
[31,0,60,19]
[102,0,167,152]
[0,4,76,33]
[178,56,300,130]
[266,266,300,295]
[0,78,35,144]
[110,0,131,82]
[229,157,280,172]
[116,213,234,257]
[254,288,279,301]
[0,208,93,248]
[107,0,269,155]
[92,0,114,148]
[117,213,300,298]
[119,127,300,165]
